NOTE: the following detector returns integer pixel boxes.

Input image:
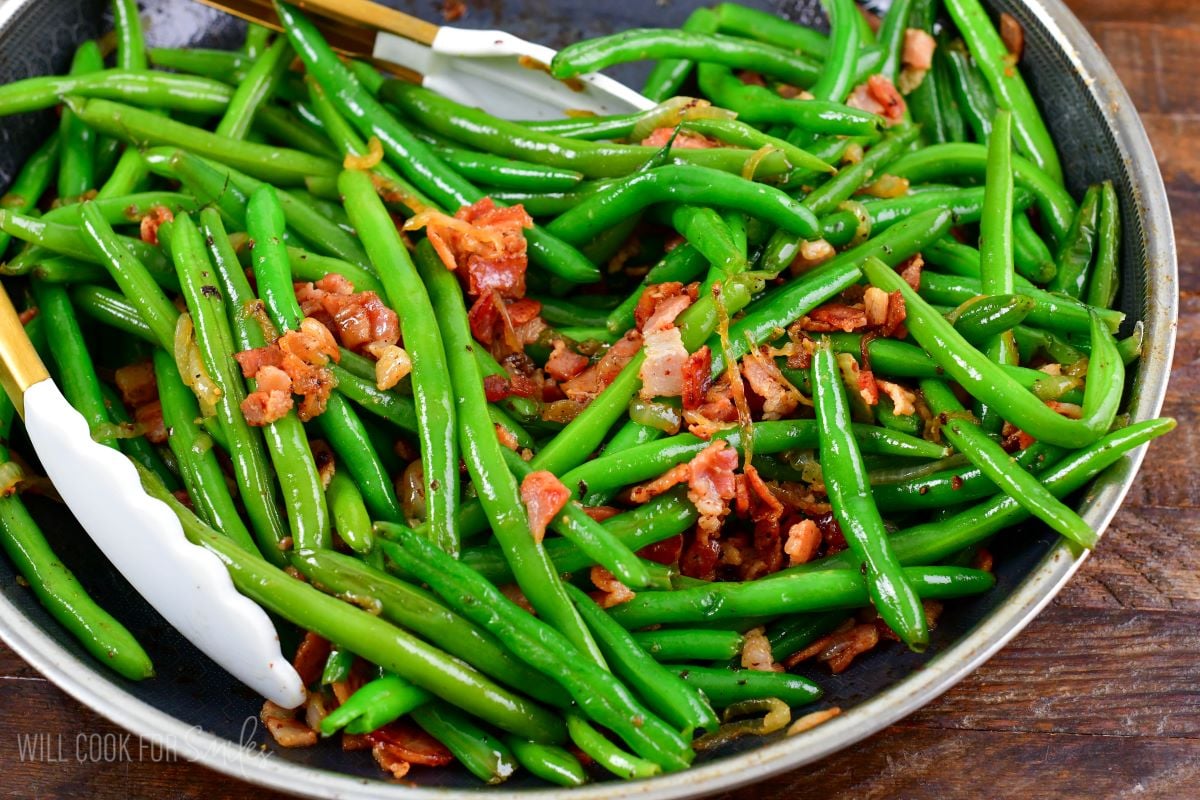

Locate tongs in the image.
[0,284,305,708]
[198,0,654,119]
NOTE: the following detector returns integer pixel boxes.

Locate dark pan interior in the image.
[0,0,1148,791]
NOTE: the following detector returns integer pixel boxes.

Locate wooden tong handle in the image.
[0,282,49,418]
[286,0,439,45]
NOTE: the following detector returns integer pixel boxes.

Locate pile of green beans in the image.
[0,0,1171,788]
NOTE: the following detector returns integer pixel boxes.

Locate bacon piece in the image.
[483,373,511,402]
[241,365,294,426]
[407,198,533,300]
[683,375,738,439]
[740,346,802,420]
[562,330,643,405]
[784,519,822,566]
[863,287,891,329]
[877,379,916,416]
[1000,12,1024,60]
[903,28,936,71]
[629,462,691,504]
[291,632,331,687]
[846,75,907,125]
[295,274,399,355]
[802,303,869,333]
[590,565,635,608]
[134,400,167,444]
[520,470,570,543]
[785,621,880,674]
[634,282,693,332]
[741,626,783,672]
[688,441,739,538]
[639,326,689,399]
[235,318,339,424]
[261,701,317,748]
[898,254,924,291]
[114,360,157,406]
[681,346,713,411]
[139,205,175,245]
[545,339,589,382]
[857,365,880,406]
[367,721,454,767]
[638,534,683,565]
[582,505,621,523]
[640,127,721,149]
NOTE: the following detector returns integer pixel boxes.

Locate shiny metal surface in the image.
[0,0,1175,797]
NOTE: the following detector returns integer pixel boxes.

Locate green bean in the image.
[669,665,822,709]
[610,566,994,628]
[567,713,661,779]
[566,583,718,734]
[0,134,58,254]
[811,0,860,102]
[430,145,585,192]
[148,47,249,82]
[338,169,460,555]
[1086,181,1121,309]
[0,444,153,679]
[412,703,517,784]
[944,39,997,143]
[319,673,430,736]
[215,36,290,139]
[320,646,354,685]
[242,23,272,58]
[506,737,588,787]
[920,271,1122,335]
[886,142,1074,245]
[233,241,384,297]
[170,213,294,557]
[459,489,698,585]
[326,469,373,556]
[43,192,198,228]
[140,470,565,743]
[632,629,744,663]
[255,104,340,158]
[922,380,1096,548]
[714,3,830,57]
[766,611,849,662]
[30,282,115,447]
[0,70,232,117]
[290,548,570,707]
[812,338,928,649]
[951,294,1035,345]
[697,63,881,136]
[945,0,1063,184]
[879,0,915,81]
[548,165,819,246]
[864,257,1123,449]
[1049,183,1102,298]
[793,418,1175,576]
[152,349,260,554]
[413,239,605,664]
[682,118,836,177]
[57,42,104,201]
[276,7,600,285]
[67,98,339,186]
[501,449,651,588]
[980,110,1015,294]
[70,285,154,344]
[553,28,824,89]
[1011,214,1057,283]
[316,395,405,523]
[641,8,719,101]
[202,208,332,556]
[378,529,693,770]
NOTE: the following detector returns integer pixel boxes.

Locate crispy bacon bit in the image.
[740,346,802,420]
[368,722,454,768]
[261,701,317,748]
[18,307,37,325]
[639,326,689,399]
[582,505,621,523]
[847,75,907,125]
[784,519,822,565]
[638,534,683,565]
[682,346,713,411]
[545,339,589,382]
[590,565,635,608]
[898,254,924,291]
[857,364,880,406]
[496,423,519,451]
[863,287,891,329]
[499,584,536,614]
[640,127,721,149]
[903,28,937,71]
[139,205,175,245]
[115,360,157,406]
[737,70,767,87]
[741,626,783,672]
[629,462,692,504]
[295,274,399,356]
[785,621,880,674]
[134,400,167,444]
[1047,400,1084,419]
[236,318,339,424]
[520,470,570,543]
[291,632,331,687]
[483,373,511,402]
[1001,422,1037,453]
[406,198,533,300]
[634,282,696,332]
[788,707,842,736]
[562,330,643,405]
[683,374,739,439]
[688,440,739,538]
[441,0,466,21]
[1000,12,1024,60]
[741,465,786,577]
[803,303,869,333]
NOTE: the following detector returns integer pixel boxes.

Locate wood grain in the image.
[2,1,1198,798]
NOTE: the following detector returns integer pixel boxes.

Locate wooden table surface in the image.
[2,0,1198,797]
